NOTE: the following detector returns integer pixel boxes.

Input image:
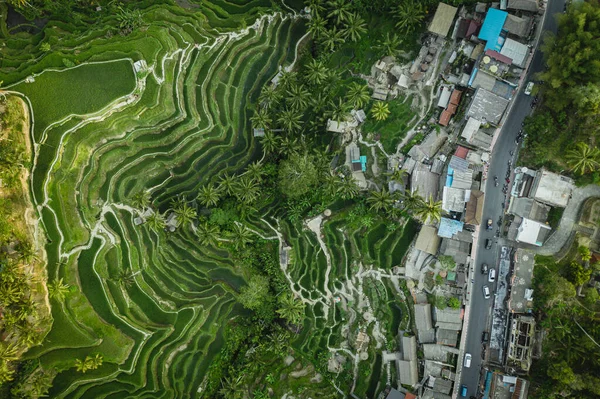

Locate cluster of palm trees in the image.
[366,187,443,224]
[307,0,367,52]
[0,257,46,383]
[565,142,600,175]
[74,353,103,373]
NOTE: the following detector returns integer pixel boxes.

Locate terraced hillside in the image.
[2,0,420,396]
[5,3,310,397]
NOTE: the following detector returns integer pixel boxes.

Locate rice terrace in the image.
[0,0,453,398]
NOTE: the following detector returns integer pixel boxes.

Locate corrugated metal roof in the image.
[438,216,465,237]
[478,8,508,50]
[500,38,529,66]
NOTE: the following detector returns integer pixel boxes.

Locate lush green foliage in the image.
[530,252,600,398]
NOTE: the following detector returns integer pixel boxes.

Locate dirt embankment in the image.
[0,94,52,332]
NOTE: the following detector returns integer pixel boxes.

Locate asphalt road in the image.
[458,0,565,396]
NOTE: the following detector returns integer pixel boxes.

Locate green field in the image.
[3,1,417,397]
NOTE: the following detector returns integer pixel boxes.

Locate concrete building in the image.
[411,165,440,201]
[415,225,442,255]
[434,307,463,331]
[442,187,467,213]
[507,315,535,372]
[503,14,531,37]
[531,170,575,208]
[500,38,529,67]
[440,238,471,265]
[478,8,508,50]
[438,218,465,239]
[398,336,419,387]
[507,0,539,12]
[516,217,551,246]
[487,372,530,399]
[428,2,458,37]
[466,88,510,125]
[508,249,535,313]
[414,304,436,343]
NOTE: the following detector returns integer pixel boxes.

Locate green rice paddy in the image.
[3,1,417,397]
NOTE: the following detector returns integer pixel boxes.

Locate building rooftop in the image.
[508,0,538,12]
[414,304,436,343]
[415,225,442,255]
[402,335,418,360]
[485,49,513,65]
[449,155,469,172]
[479,8,508,50]
[516,217,551,246]
[500,38,529,67]
[440,238,470,265]
[412,165,441,201]
[451,170,474,190]
[503,14,531,37]
[438,87,452,108]
[508,248,535,313]
[461,117,482,142]
[532,170,574,208]
[471,130,493,150]
[438,217,465,238]
[439,110,453,126]
[432,376,454,394]
[428,2,459,37]
[465,189,484,225]
[466,88,510,125]
[437,328,459,346]
[442,187,467,213]
[454,146,469,159]
[386,388,405,399]
[398,359,419,386]
[456,18,481,39]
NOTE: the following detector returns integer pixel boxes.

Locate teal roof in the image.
[438,217,464,238]
[478,8,508,50]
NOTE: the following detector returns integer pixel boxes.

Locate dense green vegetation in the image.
[0,96,51,396]
[0,0,476,396]
[521,1,600,184]
[530,246,600,398]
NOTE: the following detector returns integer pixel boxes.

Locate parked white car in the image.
[524,81,534,95]
[488,268,496,283]
[464,353,472,368]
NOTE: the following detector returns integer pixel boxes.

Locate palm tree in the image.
[130,190,151,210]
[307,13,327,39]
[146,211,166,231]
[277,109,303,133]
[196,221,220,247]
[0,284,22,306]
[250,108,272,130]
[48,278,70,302]
[329,98,350,121]
[305,59,327,86]
[0,343,19,363]
[346,82,371,109]
[74,358,90,373]
[401,190,424,214]
[579,245,592,262]
[230,224,253,250]
[258,85,281,109]
[371,101,390,121]
[565,142,600,175]
[197,184,221,207]
[171,197,197,228]
[337,177,359,199]
[260,131,280,156]
[234,176,260,204]
[0,362,15,384]
[218,375,244,399]
[321,27,345,53]
[18,241,37,264]
[307,0,325,15]
[395,0,426,33]
[367,188,394,212]
[280,136,301,156]
[287,83,310,111]
[278,70,297,91]
[342,13,367,42]
[246,161,263,182]
[218,173,237,196]
[277,293,305,325]
[376,32,404,57]
[414,195,442,224]
[327,0,352,24]
[388,168,407,182]
[90,353,103,369]
[117,270,136,287]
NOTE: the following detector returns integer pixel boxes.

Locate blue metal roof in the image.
[360,155,367,172]
[446,166,454,187]
[438,217,464,238]
[478,8,508,50]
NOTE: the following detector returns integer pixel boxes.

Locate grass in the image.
[362,96,416,153]
[10,60,136,138]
